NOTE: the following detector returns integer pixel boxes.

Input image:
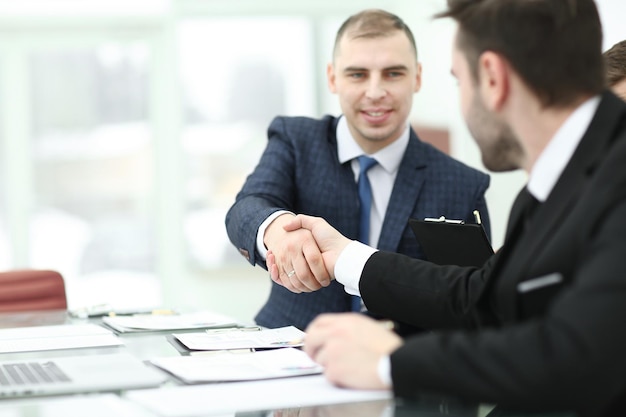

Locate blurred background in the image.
[0,0,624,322]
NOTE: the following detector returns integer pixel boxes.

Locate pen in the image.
[71,308,176,318]
[134,309,176,316]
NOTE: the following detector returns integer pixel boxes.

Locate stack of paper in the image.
[101,311,239,333]
[0,324,122,353]
[173,326,305,350]
[150,347,322,383]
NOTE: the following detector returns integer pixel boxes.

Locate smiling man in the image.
[225,9,491,331]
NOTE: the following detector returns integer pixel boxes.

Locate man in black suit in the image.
[266,0,626,415]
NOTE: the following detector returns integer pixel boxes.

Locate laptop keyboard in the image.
[0,361,71,386]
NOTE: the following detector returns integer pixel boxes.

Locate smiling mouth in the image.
[365,111,387,117]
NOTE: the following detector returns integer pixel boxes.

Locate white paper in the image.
[0,324,122,353]
[125,374,392,417]
[150,347,322,383]
[174,326,305,350]
[102,311,239,333]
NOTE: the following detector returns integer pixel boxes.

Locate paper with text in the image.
[0,324,122,353]
[150,347,322,383]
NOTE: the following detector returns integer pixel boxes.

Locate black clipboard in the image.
[408,217,493,267]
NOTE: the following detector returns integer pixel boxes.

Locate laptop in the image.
[0,352,167,398]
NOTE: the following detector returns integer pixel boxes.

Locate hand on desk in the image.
[267,215,352,293]
[304,313,402,390]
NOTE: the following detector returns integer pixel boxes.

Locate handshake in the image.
[264,213,403,391]
[263,214,354,293]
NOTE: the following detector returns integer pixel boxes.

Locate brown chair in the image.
[0,270,67,312]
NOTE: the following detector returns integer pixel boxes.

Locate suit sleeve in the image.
[225,117,298,268]
[361,197,626,414]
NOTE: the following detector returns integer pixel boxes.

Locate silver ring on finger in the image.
[287,269,296,278]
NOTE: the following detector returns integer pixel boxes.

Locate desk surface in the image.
[0,311,576,417]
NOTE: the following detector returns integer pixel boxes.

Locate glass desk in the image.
[0,310,577,417]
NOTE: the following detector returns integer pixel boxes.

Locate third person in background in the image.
[604,40,626,100]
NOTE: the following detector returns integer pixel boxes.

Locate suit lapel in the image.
[496,92,626,320]
[377,130,427,251]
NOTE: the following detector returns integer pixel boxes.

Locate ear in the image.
[327,62,337,94]
[477,51,509,111]
[413,62,422,93]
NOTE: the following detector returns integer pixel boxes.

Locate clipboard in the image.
[408,217,493,267]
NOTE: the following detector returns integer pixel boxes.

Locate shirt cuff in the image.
[255,210,294,260]
[377,355,393,388]
[334,240,378,296]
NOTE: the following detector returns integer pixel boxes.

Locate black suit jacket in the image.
[359,92,626,416]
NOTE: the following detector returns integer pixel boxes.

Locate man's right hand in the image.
[263,214,330,293]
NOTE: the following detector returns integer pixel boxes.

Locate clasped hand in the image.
[264,214,351,293]
[266,214,403,390]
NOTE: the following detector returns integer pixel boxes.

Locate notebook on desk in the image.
[409,217,494,267]
[0,352,166,398]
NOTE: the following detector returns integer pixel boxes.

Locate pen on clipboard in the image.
[473,210,482,225]
[423,216,464,224]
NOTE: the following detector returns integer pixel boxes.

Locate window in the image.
[178,17,316,270]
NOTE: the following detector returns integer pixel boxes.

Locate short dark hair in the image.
[333,9,418,60]
[437,0,605,108]
[604,40,626,87]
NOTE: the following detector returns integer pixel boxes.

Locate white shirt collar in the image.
[336,115,409,174]
[527,96,601,202]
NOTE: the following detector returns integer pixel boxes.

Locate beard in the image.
[466,92,523,172]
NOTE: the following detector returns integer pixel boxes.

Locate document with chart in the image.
[173,326,305,350]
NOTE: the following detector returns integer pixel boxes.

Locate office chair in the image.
[0,270,67,312]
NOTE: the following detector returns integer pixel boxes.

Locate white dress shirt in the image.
[333,95,601,388]
[527,96,600,201]
[336,116,409,247]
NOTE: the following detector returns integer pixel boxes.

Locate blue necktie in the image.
[352,155,378,312]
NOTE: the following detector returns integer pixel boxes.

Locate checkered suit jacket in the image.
[225,115,491,330]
